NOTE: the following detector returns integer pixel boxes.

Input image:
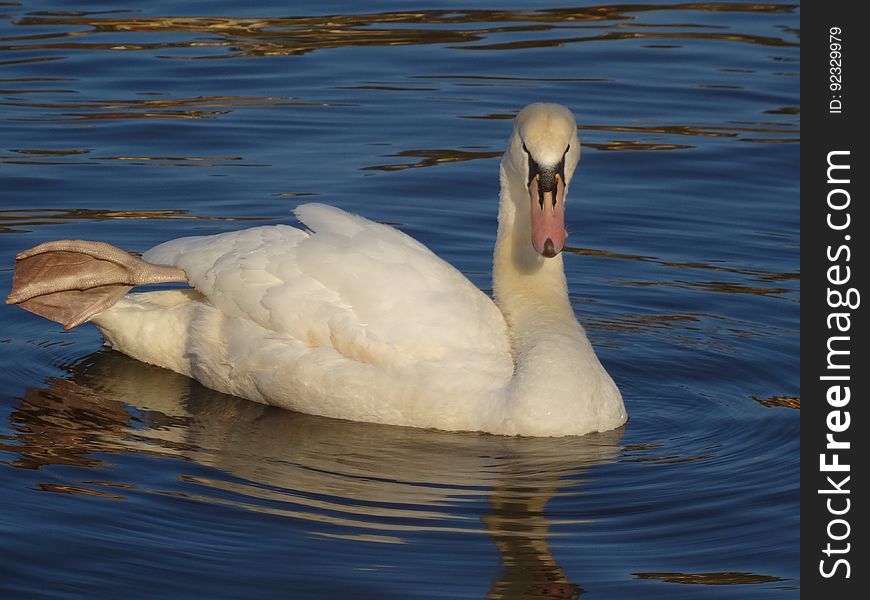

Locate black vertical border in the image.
[802,2,867,597]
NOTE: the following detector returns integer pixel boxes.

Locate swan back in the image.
[142,204,512,378]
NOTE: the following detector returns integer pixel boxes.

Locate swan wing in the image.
[143,204,512,375]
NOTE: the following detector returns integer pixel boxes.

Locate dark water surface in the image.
[1,1,799,598]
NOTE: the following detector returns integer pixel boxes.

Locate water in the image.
[0,1,799,598]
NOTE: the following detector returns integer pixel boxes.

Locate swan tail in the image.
[6,240,188,330]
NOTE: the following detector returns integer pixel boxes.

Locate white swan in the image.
[7,103,627,437]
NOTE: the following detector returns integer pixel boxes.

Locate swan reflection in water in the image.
[5,351,624,599]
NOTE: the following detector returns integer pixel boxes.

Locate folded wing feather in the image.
[143,204,513,375]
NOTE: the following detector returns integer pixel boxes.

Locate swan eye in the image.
[526,149,538,185]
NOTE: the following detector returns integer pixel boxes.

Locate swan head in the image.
[503,103,581,258]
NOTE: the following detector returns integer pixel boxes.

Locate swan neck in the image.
[493,164,575,334]
[488,160,626,437]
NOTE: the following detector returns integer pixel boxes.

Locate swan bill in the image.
[528,173,566,258]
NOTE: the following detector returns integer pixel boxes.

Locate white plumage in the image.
[145,205,513,374]
[29,103,628,436]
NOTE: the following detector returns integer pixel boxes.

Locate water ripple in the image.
[7,3,800,61]
[3,351,625,544]
[0,1,799,596]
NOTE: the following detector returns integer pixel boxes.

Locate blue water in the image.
[1,1,799,598]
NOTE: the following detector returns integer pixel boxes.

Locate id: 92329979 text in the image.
[829,27,844,114]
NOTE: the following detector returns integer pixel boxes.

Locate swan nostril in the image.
[542,238,556,258]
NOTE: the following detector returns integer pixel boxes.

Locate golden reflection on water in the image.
[458,116,798,147]
[751,395,799,409]
[36,482,128,500]
[584,140,693,152]
[0,96,797,148]
[0,208,264,234]
[564,244,799,297]
[622,278,793,298]
[332,116,800,171]
[584,311,705,336]
[0,151,251,166]
[461,29,797,52]
[578,123,798,139]
[0,94,341,121]
[620,443,715,465]
[1,379,131,469]
[1,351,628,598]
[633,571,788,586]
[363,148,503,171]
[6,3,798,61]
[2,3,799,156]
